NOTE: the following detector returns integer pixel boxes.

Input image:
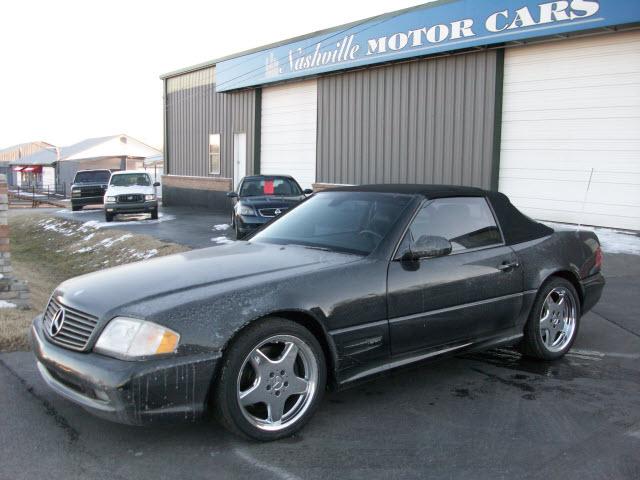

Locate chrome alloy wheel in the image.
[236,335,318,431]
[539,287,577,353]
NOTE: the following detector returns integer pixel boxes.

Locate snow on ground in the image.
[39,218,162,261]
[211,236,234,244]
[213,224,230,231]
[0,300,17,309]
[544,222,640,255]
[81,213,175,229]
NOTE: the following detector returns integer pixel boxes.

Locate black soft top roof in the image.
[323,184,553,245]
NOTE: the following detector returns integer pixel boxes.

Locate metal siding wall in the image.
[317,50,497,188]
[165,76,256,178]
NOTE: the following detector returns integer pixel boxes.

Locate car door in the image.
[387,196,523,356]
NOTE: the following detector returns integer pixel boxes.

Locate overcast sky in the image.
[0,0,427,150]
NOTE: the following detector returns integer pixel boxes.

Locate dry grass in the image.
[0,213,189,351]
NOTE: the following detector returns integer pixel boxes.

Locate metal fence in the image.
[8,183,67,207]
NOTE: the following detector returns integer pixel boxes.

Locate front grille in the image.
[80,187,104,197]
[43,297,99,351]
[117,194,144,203]
[259,207,288,217]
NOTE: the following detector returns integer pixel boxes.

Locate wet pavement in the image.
[51,205,233,249]
[0,231,639,478]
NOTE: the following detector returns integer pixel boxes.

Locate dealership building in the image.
[161,0,640,230]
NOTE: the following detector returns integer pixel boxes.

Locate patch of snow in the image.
[211,236,234,244]
[99,234,133,248]
[82,233,95,241]
[213,224,230,231]
[80,214,175,229]
[75,247,93,254]
[0,300,16,309]
[545,222,640,255]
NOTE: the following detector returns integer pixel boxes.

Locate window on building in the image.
[407,197,503,252]
[209,134,221,175]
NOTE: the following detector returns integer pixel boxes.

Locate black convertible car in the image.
[32,185,604,441]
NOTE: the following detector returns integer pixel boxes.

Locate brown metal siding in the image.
[317,50,498,188]
[165,79,256,178]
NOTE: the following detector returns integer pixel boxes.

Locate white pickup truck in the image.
[103,170,160,222]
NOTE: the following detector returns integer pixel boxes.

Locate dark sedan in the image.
[227,175,312,238]
[31,185,604,441]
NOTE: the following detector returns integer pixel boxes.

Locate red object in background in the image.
[263,180,274,195]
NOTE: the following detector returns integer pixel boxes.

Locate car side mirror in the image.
[303,188,313,195]
[403,235,452,261]
[153,182,160,187]
[226,191,238,198]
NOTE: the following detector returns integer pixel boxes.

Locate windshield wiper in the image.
[283,243,332,252]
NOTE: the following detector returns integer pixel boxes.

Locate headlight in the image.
[105,196,116,203]
[145,194,156,201]
[94,317,180,359]
[72,189,81,197]
[237,204,255,216]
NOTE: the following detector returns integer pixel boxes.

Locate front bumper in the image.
[71,196,104,207]
[236,214,269,235]
[31,316,220,425]
[580,272,605,314]
[105,201,158,215]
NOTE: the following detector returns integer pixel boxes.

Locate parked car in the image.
[103,170,160,222]
[70,169,113,211]
[32,185,604,441]
[227,175,312,238]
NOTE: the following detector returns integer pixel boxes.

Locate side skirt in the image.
[335,329,523,388]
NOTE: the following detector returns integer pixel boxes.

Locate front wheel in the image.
[213,318,326,441]
[520,277,581,360]
[150,208,159,220]
[71,205,81,212]
[105,212,114,222]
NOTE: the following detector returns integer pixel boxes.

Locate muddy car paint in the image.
[32,185,604,425]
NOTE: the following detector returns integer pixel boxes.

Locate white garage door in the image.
[499,31,640,231]
[261,79,317,190]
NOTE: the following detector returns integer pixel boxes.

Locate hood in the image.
[55,241,360,318]
[240,195,305,210]
[106,185,155,196]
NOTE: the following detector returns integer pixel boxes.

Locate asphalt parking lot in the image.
[51,204,233,248]
[1,244,639,479]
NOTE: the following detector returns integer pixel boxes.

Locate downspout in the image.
[490,48,505,191]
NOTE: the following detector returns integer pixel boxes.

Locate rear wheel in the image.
[214,318,326,441]
[520,277,580,360]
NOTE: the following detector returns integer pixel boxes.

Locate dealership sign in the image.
[216,0,640,92]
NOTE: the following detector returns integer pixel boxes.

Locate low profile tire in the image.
[150,208,159,220]
[520,277,581,360]
[71,206,81,212]
[105,212,114,222]
[214,317,327,441]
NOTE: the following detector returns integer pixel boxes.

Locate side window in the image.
[408,197,503,252]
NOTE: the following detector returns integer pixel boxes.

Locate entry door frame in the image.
[233,132,247,191]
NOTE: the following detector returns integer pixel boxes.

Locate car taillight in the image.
[594,246,603,271]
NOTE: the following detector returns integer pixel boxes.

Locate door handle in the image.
[498,261,519,272]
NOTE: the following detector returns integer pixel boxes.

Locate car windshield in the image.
[240,177,302,197]
[110,173,151,187]
[74,170,111,183]
[251,191,413,255]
